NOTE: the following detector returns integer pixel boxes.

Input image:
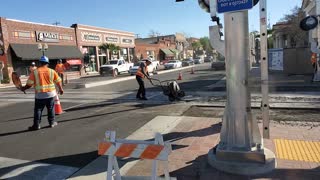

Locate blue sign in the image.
[217,0,253,13]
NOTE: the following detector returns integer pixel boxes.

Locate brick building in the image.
[72,24,135,73]
[0,17,83,82]
[135,37,176,64]
[0,17,136,83]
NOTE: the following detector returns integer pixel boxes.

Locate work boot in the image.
[28,125,41,131]
[140,97,148,100]
[50,122,58,128]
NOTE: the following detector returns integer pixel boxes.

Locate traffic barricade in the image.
[98,131,174,180]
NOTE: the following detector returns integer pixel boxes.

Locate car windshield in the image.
[108,60,118,65]
[168,61,177,63]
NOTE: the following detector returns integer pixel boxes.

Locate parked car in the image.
[164,60,182,69]
[204,56,213,63]
[100,59,134,76]
[194,58,203,64]
[211,61,226,70]
[182,59,194,67]
[129,59,157,75]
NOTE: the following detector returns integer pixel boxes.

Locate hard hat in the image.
[59,59,62,63]
[31,62,36,66]
[39,56,49,63]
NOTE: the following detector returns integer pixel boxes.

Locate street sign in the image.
[217,0,254,13]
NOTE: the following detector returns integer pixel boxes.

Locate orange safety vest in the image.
[27,66,61,93]
[136,63,148,78]
[55,63,65,73]
[311,53,317,64]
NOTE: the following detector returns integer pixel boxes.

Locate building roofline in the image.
[73,23,134,35]
[5,18,73,29]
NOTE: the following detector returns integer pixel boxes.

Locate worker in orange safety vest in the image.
[136,59,152,100]
[55,59,66,86]
[21,56,64,131]
[311,53,318,81]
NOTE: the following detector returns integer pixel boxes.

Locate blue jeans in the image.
[34,97,55,126]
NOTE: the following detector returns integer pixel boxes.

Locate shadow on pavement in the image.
[168,153,320,179]
[0,151,96,180]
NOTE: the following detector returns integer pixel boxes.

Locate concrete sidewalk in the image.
[69,116,320,180]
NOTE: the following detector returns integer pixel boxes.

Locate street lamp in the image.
[38,43,48,56]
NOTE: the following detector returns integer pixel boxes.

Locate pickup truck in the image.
[100,59,134,76]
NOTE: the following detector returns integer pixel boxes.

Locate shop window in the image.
[13,31,31,39]
[60,34,73,41]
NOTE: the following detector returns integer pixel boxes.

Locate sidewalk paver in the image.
[123,117,320,180]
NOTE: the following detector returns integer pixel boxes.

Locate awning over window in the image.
[170,49,180,54]
[66,59,82,65]
[10,43,83,60]
[160,49,174,56]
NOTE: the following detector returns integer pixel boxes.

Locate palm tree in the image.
[98,43,120,61]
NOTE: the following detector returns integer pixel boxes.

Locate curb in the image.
[76,66,194,89]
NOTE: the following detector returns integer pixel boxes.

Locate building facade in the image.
[135,33,188,63]
[135,37,176,63]
[0,17,83,82]
[72,24,135,73]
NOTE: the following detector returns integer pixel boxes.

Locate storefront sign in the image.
[105,36,119,43]
[36,31,59,42]
[82,32,102,42]
[122,38,133,44]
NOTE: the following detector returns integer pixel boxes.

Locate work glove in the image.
[20,86,27,92]
[59,89,64,95]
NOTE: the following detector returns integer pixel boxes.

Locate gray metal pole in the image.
[207,1,276,176]
[219,10,262,152]
[260,0,270,139]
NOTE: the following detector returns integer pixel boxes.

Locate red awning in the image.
[67,59,82,65]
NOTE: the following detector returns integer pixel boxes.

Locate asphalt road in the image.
[0,63,221,169]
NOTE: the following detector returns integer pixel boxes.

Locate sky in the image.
[0,0,302,38]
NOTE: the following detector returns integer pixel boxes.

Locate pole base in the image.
[208,148,276,175]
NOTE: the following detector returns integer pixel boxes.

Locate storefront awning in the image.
[170,49,180,54]
[160,49,174,56]
[10,44,83,60]
[67,59,82,65]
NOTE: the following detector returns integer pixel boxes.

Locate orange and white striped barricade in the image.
[98,131,173,180]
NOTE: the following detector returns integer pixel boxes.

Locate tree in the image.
[199,37,213,51]
[191,41,202,51]
[280,6,308,47]
[99,43,120,60]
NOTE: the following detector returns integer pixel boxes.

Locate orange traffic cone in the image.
[54,95,63,115]
[177,71,182,80]
[190,67,195,74]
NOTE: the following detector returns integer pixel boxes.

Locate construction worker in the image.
[29,62,37,73]
[136,59,151,100]
[311,53,318,81]
[21,56,64,131]
[55,59,66,86]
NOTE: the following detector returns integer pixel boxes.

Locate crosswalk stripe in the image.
[0,157,78,180]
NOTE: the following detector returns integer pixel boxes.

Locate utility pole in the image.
[52,21,61,26]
